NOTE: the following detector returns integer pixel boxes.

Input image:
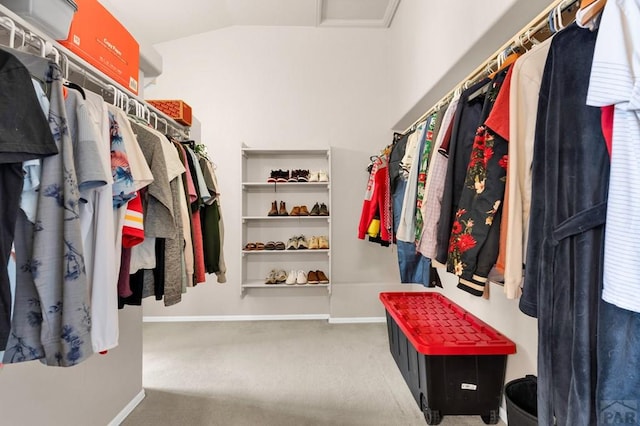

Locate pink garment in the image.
[175,143,206,284]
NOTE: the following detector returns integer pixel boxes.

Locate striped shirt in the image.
[587,0,640,313]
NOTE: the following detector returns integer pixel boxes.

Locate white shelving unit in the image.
[241,145,332,296]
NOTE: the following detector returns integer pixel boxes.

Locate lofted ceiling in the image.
[98,0,400,45]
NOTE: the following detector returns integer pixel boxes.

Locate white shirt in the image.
[503,37,553,299]
[586,0,640,313]
[84,91,118,352]
[396,123,425,242]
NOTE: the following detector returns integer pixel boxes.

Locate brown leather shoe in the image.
[299,205,310,216]
[316,270,329,284]
[268,201,278,216]
[290,206,300,216]
[279,201,288,216]
[307,271,319,284]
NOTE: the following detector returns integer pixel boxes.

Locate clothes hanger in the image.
[577,0,606,26]
[61,53,86,100]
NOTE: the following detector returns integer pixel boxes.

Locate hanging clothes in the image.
[414,114,437,242]
[585,0,640,420]
[396,122,426,242]
[452,67,511,296]
[416,95,460,259]
[502,37,553,299]
[5,57,94,366]
[0,50,58,352]
[434,78,490,265]
[520,23,608,426]
[358,154,392,244]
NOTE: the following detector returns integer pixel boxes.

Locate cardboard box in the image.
[59,0,139,95]
[148,100,193,126]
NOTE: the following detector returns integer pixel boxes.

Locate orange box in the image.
[148,100,193,126]
[59,0,139,95]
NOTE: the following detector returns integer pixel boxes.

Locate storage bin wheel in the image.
[481,409,499,425]
[420,394,442,425]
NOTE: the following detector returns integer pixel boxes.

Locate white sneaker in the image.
[318,170,329,182]
[296,270,308,284]
[308,171,319,182]
[286,270,297,285]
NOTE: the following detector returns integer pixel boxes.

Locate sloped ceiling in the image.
[99,0,400,45]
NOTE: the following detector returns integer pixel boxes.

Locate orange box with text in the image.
[59,0,139,95]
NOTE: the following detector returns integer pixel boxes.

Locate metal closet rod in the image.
[404,0,580,133]
[0,12,189,140]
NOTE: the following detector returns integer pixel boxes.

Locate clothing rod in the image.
[403,0,579,133]
[0,4,190,139]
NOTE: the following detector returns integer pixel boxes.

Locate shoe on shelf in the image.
[286,269,297,285]
[279,201,288,216]
[296,270,308,285]
[308,236,319,250]
[274,241,286,250]
[286,237,298,250]
[290,206,301,216]
[316,270,329,284]
[318,170,329,182]
[297,235,309,250]
[255,242,265,250]
[308,171,320,182]
[307,270,319,284]
[298,205,310,216]
[309,202,320,216]
[243,242,256,251]
[268,200,278,216]
[297,170,309,182]
[275,269,287,283]
[319,203,329,216]
[265,270,277,284]
[288,170,298,182]
[276,169,289,183]
[318,236,329,249]
[267,170,277,183]
[265,241,276,250]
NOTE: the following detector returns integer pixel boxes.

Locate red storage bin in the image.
[380,292,516,425]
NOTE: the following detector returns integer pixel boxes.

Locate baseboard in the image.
[108,389,145,426]
[143,314,331,322]
[500,406,508,424]
[328,317,386,324]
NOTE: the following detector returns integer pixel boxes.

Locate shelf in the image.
[243,182,329,189]
[242,249,330,255]
[242,148,329,156]
[241,282,331,289]
[242,216,330,221]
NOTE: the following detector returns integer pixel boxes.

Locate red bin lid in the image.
[380,292,516,356]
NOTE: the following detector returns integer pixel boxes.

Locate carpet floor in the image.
[122,321,505,426]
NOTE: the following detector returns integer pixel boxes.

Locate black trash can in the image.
[505,375,537,426]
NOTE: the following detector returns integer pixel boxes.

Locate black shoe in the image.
[297,170,309,182]
[310,202,320,216]
[319,203,329,216]
[288,170,298,182]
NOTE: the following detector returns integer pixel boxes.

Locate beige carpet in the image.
[122,321,505,426]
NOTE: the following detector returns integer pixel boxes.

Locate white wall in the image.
[142,25,405,319]
[142,0,545,384]
[0,308,143,425]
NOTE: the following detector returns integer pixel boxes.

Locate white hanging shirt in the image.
[503,37,553,299]
[84,91,119,352]
[586,0,640,313]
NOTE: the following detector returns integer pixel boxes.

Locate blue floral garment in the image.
[3,61,92,366]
